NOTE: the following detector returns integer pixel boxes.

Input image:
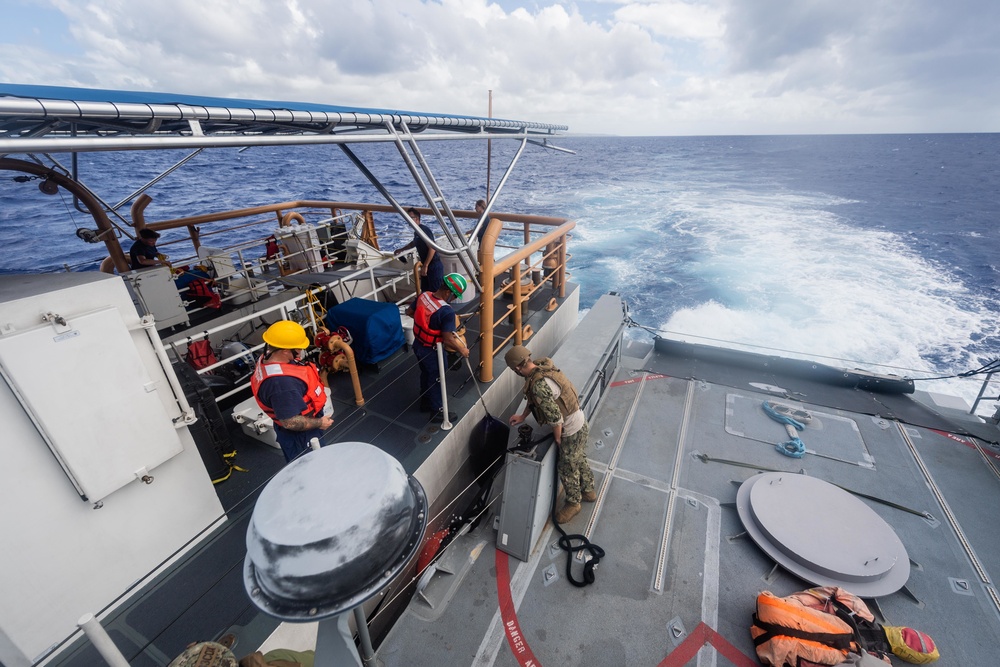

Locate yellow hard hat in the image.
[262,320,310,349]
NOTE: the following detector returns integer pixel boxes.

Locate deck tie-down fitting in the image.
[763,400,809,458]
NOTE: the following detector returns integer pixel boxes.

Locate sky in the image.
[1,0,998,136]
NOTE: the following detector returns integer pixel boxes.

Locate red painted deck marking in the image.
[610,373,670,388]
[928,428,1000,461]
[495,547,753,667]
[495,549,542,667]
[655,622,757,667]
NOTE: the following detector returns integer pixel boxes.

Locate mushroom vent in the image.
[244,441,427,620]
[736,472,910,597]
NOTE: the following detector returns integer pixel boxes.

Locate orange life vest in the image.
[250,357,326,421]
[752,591,858,666]
[184,277,221,309]
[751,588,895,667]
[185,339,217,372]
[413,291,446,348]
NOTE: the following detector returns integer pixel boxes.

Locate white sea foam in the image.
[563,180,998,409]
[655,189,996,406]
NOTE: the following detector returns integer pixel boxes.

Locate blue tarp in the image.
[324,298,405,365]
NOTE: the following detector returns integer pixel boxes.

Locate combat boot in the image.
[582,489,597,502]
[555,502,581,523]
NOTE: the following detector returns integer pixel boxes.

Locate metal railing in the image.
[971,373,1000,421]
[166,257,420,406]
[477,213,575,381]
[130,198,575,398]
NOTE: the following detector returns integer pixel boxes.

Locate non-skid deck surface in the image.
[380,340,1000,666]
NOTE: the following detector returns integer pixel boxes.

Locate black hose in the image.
[547,437,605,587]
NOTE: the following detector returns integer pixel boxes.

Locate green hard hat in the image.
[444,273,467,298]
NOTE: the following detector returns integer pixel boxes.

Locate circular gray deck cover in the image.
[737,472,909,596]
[244,441,427,620]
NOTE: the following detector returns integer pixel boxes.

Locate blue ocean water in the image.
[2,134,998,404]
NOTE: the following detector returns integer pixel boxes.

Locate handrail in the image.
[971,371,1000,418]
[478,215,575,381]
[133,196,576,387]
[137,198,567,252]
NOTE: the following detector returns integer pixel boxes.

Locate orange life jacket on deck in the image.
[250,356,326,422]
[185,277,221,309]
[752,590,858,666]
[751,588,895,667]
[413,291,446,348]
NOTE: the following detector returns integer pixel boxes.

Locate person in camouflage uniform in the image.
[506,345,597,523]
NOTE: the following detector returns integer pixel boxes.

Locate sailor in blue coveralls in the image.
[407,273,470,423]
[250,320,333,462]
[393,206,444,293]
[129,228,166,270]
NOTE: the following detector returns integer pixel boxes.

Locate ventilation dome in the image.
[244,442,427,620]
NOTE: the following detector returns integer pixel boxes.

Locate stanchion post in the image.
[436,342,452,429]
[77,613,129,667]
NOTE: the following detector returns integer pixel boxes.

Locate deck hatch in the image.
[736,472,910,596]
[725,394,872,467]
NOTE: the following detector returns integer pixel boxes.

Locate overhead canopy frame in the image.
[0,83,567,154]
[0,84,571,275]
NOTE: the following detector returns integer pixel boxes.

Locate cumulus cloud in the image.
[1,0,998,134]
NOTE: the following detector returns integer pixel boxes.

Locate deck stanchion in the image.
[557,236,567,298]
[479,220,500,382]
[353,606,376,667]
[513,264,523,346]
[77,614,129,667]
[436,342,452,430]
[314,614,364,667]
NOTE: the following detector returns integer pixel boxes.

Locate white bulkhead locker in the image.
[0,306,183,502]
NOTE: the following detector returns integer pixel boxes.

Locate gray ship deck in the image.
[42,287,1000,666]
[380,312,1000,666]
[42,281,578,667]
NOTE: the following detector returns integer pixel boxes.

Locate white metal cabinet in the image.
[0,306,183,502]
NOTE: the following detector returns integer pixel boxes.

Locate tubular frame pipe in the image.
[390,122,481,287]
[329,337,365,406]
[0,157,130,272]
[139,316,196,425]
[436,342,452,430]
[78,614,129,667]
[353,606,376,667]
[0,129,563,155]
